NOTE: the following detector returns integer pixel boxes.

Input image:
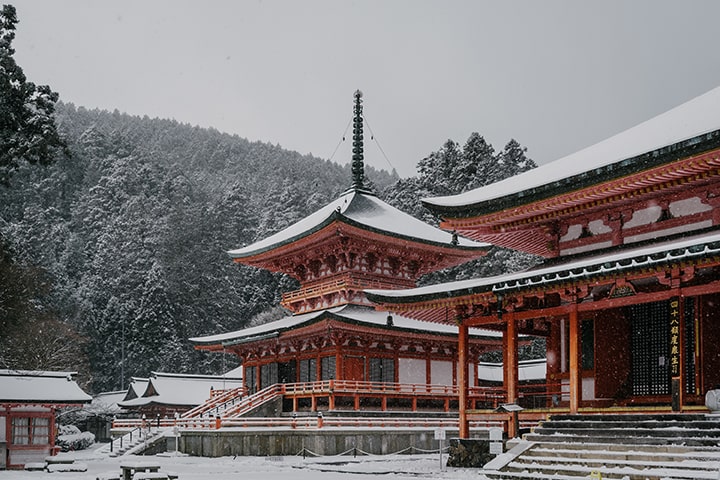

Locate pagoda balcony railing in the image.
[281,276,412,304]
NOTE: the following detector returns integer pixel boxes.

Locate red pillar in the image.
[458,322,469,439]
[569,305,580,413]
[504,312,518,407]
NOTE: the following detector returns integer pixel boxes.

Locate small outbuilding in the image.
[117,371,244,418]
[0,370,91,469]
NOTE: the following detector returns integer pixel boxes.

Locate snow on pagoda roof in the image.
[229,188,488,259]
[0,370,92,404]
[425,85,720,211]
[118,371,244,408]
[366,229,720,302]
[189,304,501,347]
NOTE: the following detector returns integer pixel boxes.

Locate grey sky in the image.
[10,0,720,177]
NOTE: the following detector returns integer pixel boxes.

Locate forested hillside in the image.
[0,4,543,394]
[0,102,539,392]
[0,103,398,392]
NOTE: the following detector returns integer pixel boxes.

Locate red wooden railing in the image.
[112,380,562,431]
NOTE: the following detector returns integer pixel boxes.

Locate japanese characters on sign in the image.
[669,298,681,378]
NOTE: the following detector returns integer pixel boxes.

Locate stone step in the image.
[526,445,720,462]
[513,452,720,473]
[500,460,714,480]
[538,419,720,430]
[483,470,684,480]
[531,426,720,439]
[489,413,720,480]
[548,413,708,422]
[527,440,698,454]
[523,432,720,447]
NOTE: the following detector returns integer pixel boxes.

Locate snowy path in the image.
[0,449,487,479]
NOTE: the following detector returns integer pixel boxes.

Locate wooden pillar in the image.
[458,321,470,439]
[504,312,518,407]
[569,305,580,413]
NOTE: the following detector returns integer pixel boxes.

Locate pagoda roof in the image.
[229,188,488,261]
[424,85,720,218]
[0,370,92,404]
[189,304,501,349]
[365,229,720,323]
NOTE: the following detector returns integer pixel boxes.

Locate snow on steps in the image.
[96,428,168,457]
[482,413,720,480]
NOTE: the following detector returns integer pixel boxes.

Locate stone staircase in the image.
[483,413,720,480]
[96,427,168,457]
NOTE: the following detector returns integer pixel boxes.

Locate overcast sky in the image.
[10,0,720,177]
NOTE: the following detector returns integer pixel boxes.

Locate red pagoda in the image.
[190,91,504,413]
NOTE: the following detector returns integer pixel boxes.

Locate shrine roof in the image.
[424,85,720,217]
[189,304,501,348]
[366,229,720,306]
[228,188,488,260]
[118,371,243,408]
[0,370,92,404]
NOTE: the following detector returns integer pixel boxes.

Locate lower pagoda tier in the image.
[190,305,509,396]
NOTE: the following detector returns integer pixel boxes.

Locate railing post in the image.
[317,411,324,429]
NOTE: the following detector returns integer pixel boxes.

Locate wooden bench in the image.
[119,462,161,480]
[133,473,169,480]
[96,472,121,480]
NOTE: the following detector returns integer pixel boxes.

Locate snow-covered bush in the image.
[56,425,95,451]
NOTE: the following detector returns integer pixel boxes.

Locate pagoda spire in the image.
[351,89,366,190]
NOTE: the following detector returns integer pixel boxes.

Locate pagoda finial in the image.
[351,89,365,190]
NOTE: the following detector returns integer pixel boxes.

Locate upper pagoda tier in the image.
[423,86,720,258]
[229,91,489,314]
[229,188,489,314]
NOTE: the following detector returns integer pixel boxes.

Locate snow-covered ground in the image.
[0,447,488,479]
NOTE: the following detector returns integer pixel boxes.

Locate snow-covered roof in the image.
[366,230,720,303]
[425,85,720,212]
[190,304,501,347]
[229,189,488,259]
[477,359,546,383]
[89,390,126,415]
[123,377,149,402]
[0,370,92,404]
[119,372,244,408]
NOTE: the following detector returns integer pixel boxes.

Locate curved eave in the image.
[191,306,499,351]
[423,129,720,220]
[230,211,489,266]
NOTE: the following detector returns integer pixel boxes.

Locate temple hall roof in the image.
[424,85,720,217]
[365,229,720,320]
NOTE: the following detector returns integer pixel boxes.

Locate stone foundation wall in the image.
[174,428,459,457]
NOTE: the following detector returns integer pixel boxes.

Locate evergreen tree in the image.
[381,132,541,286]
[0,4,67,185]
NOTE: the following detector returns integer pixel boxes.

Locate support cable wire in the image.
[328,116,353,163]
[363,114,396,172]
